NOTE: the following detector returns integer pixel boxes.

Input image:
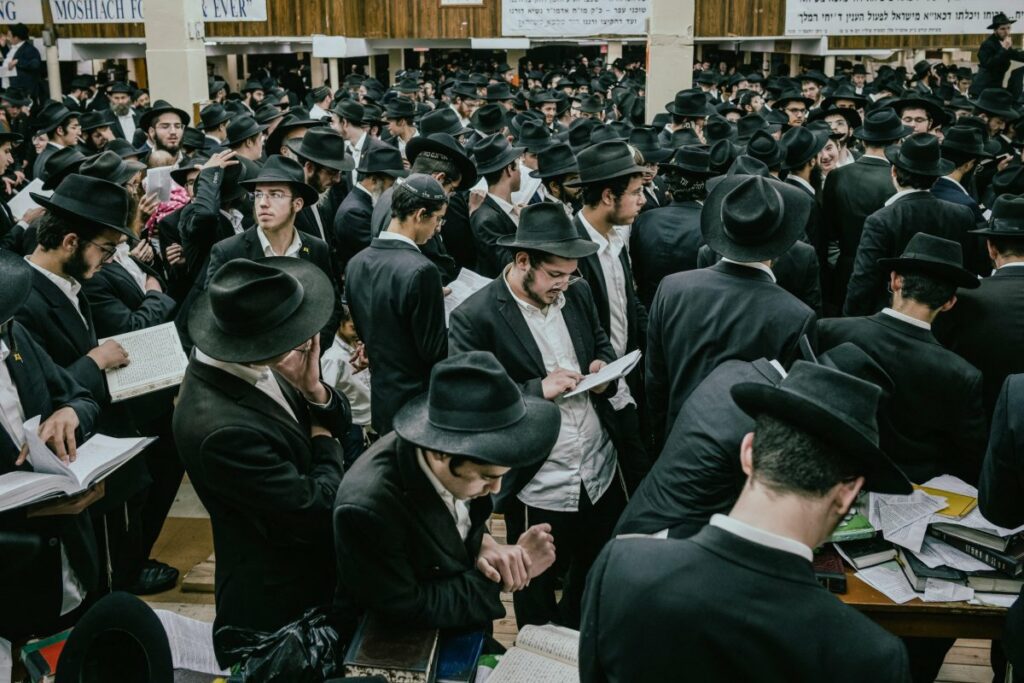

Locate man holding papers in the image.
[449,202,629,629]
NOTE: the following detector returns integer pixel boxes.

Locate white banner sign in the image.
[785,1,1023,36]
[0,1,44,24]
[47,0,267,23]
[502,0,649,37]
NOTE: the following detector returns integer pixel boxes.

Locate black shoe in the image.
[125,560,179,595]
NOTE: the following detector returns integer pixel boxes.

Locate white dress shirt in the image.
[257,226,302,257]
[113,243,148,292]
[25,258,87,327]
[346,131,368,186]
[194,349,299,421]
[709,514,814,562]
[883,188,928,207]
[578,214,630,358]
[378,230,419,250]
[503,272,617,512]
[321,335,371,427]
[416,448,472,541]
[309,103,330,121]
[720,257,778,283]
[397,130,418,158]
[880,307,931,331]
[117,113,136,142]
[486,192,519,226]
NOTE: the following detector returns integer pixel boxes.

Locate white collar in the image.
[768,359,787,378]
[378,230,419,250]
[355,182,377,204]
[940,175,969,196]
[25,256,82,300]
[0,340,7,361]
[710,514,814,562]
[351,131,367,152]
[881,307,931,331]
[256,225,302,257]
[998,261,1024,270]
[487,191,515,216]
[720,257,777,283]
[578,212,625,257]
[884,188,928,207]
[788,174,815,195]
[195,348,268,385]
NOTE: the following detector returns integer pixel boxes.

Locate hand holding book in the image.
[16,406,81,466]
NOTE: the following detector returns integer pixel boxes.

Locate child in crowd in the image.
[322,303,372,466]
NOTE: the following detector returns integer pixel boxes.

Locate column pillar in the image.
[143,0,207,117]
[606,40,623,64]
[788,52,801,78]
[387,48,403,82]
[823,54,836,77]
[310,57,325,88]
[646,0,694,124]
[224,54,238,91]
[329,58,340,89]
[45,44,61,101]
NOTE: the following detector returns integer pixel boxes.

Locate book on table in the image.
[834,535,897,570]
[914,485,978,519]
[101,322,189,402]
[487,624,579,683]
[927,526,1024,578]
[930,521,1024,552]
[965,570,1024,594]
[813,545,847,594]
[0,415,155,513]
[897,547,966,591]
[827,508,875,543]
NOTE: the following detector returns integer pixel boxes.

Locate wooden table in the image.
[838,568,1008,640]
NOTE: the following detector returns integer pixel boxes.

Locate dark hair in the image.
[517,248,562,268]
[864,138,901,150]
[988,236,1024,258]
[898,271,957,308]
[411,155,460,185]
[484,161,515,187]
[10,24,28,41]
[750,414,857,496]
[448,453,491,475]
[893,166,936,190]
[230,132,260,149]
[35,211,102,250]
[582,172,639,207]
[391,183,447,221]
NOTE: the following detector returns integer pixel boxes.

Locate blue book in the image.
[436,630,485,683]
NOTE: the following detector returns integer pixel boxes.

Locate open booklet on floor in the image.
[486,624,579,683]
[0,415,155,513]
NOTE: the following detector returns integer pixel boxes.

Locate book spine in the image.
[815,574,847,594]
[929,528,1023,577]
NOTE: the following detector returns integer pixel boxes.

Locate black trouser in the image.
[902,636,954,683]
[503,476,626,630]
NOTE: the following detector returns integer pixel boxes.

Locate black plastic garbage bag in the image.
[216,607,342,682]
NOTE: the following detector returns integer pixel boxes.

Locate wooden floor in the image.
[143,480,997,682]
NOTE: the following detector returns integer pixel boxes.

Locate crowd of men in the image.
[2,11,1024,682]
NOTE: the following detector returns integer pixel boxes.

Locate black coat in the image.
[331,433,503,638]
[931,176,985,223]
[698,241,823,316]
[470,195,517,278]
[580,527,911,683]
[615,358,782,538]
[172,359,349,667]
[441,190,477,272]
[369,183,460,285]
[629,200,703,309]
[179,166,252,286]
[332,184,374,273]
[646,260,816,444]
[0,322,100,640]
[346,238,448,434]
[32,143,60,181]
[108,111,140,142]
[81,259,177,338]
[971,33,1024,97]
[979,374,1024,530]
[818,312,986,483]
[933,266,1024,422]
[820,155,895,309]
[637,177,669,214]
[3,40,42,97]
[843,191,978,317]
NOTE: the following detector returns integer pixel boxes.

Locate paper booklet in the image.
[101,322,189,402]
[564,349,642,397]
[7,177,50,221]
[153,610,230,677]
[444,268,491,323]
[487,624,579,683]
[0,415,155,513]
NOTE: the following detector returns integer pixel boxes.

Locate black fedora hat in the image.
[139,99,191,130]
[472,133,525,175]
[40,147,87,190]
[393,351,560,467]
[470,103,508,136]
[665,90,715,118]
[356,145,409,178]
[820,83,868,110]
[694,71,719,86]
[254,103,286,126]
[941,125,995,159]
[565,140,646,187]
[35,101,77,134]
[799,70,828,87]
[450,80,481,100]
[810,105,862,131]
[208,78,228,100]
[332,99,365,124]
[853,108,913,143]
[484,82,514,102]
[668,127,702,149]
[0,87,31,107]
[732,361,911,494]
[707,139,741,174]
[54,592,173,683]
[971,194,1024,237]
[590,122,631,145]
[993,165,1024,197]
[736,113,771,142]
[79,110,112,132]
[284,126,354,172]
[949,94,975,112]
[744,129,786,168]
[878,232,979,289]
[628,126,672,163]
[973,88,1019,119]
[704,115,738,145]
[529,142,579,179]
[190,257,334,363]
[199,103,232,130]
[104,137,149,162]
[0,130,22,146]
[577,94,605,114]
[34,174,132,237]
[885,132,955,176]
[226,115,268,147]
[988,12,1016,29]
[773,89,814,110]
[662,144,713,175]
[385,95,417,120]
[264,108,324,156]
[406,132,479,189]
[239,154,320,206]
[78,150,145,186]
[181,126,206,151]
[394,78,421,94]
[780,125,830,170]
[169,156,207,188]
[419,108,471,138]
[701,174,812,261]
[517,119,556,154]
[496,201,598,259]
[888,96,945,126]
[0,249,32,324]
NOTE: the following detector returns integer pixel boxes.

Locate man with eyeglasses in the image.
[773,90,812,128]
[140,100,190,161]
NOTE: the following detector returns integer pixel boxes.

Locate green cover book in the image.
[828,510,875,543]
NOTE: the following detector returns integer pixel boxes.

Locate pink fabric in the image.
[145,185,190,236]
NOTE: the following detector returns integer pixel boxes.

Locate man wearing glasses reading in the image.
[140,100,190,160]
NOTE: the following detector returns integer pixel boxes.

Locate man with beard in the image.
[285,127,353,253]
[107,82,139,142]
[533,142,581,219]
[449,81,482,128]
[333,145,406,272]
[78,111,115,155]
[138,99,189,161]
[240,78,265,114]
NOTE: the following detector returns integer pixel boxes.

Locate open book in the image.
[0,415,155,513]
[564,349,642,397]
[487,624,579,683]
[444,268,491,324]
[101,322,189,402]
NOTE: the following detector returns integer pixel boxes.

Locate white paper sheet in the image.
[918,475,1024,537]
[564,349,642,397]
[922,578,975,603]
[971,592,1020,608]
[154,610,229,676]
[869,489,947,553]
[855,560,919,604]
[6,177,48,221]
[443,268,491,323]
[912,536,994,573]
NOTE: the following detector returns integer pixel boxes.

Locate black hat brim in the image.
[284,138,355,172]
[473,145,524,176]
[394,392,560,467]
[852,122,913,143]
[884,145,956,176]
[731,382,912,494]
[496,234,599,259]
[189,257,334,363]
[529,163,579,179]
[139,105,191,130]
[564,159,647,187]
[701,175,812,262]
[239,175,320,208]
[32,192,133,238]
[265,119,323,156]
[665,102,717,118]
[634,146,673,163]
[406,136,479,190]
[0,249,32,323]
[876,256,981,289]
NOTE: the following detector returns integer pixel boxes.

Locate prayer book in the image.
[344,613,439,682]
[101,322,189,402]
[835,536,897,570]
[487,624,579,683]
[0,415,155,513]
[897,547,966,591]
[927,526,1024,578]
[964,570,1024,595]
[931,521,1023,552]
[7,177,49,221]
[436,630,485,683]
[827,509,875,543]
[564,349,642,397]
[443,268,491,323]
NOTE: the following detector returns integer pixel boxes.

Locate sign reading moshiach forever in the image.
[785,0,1022,36]
[45,0,268,23]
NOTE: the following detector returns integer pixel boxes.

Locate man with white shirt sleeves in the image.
[469,133,525,278]
[449,202,630,629]
[580,362,913,683]
[173,257,350,668]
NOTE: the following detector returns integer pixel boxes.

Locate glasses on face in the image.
[902,116,930,125]
[254,190,294,202]
[785,107,807,116]
[86,240,117,262]
[537,265,581,288]
[156,123,184,132]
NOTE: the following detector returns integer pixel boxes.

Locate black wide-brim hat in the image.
[34,174,133,238]
[701,174,812,262]
[0,249,32,324]
[264,111,324,156]
[877,239,980,290]
[973,88,1020,120]
[884,139,955,176]
[988,12,1016,29]
[565,140,646,187]
[731,361,911,495]
[394,351,561,468]
[190,257,334,363]
[169,157,207,187]
[406,133,479,190]
[809,106,862,130]
[889,96,945,125]
[497,202,598,259]
[971,195,1024,237]
[139,99,191,130]
[239,155,321,207]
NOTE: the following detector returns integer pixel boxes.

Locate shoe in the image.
[124,560,179,595]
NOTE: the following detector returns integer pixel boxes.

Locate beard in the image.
[154,137,180,155]
[113,103,131,117]
[64,243,92,281]
[522,267,558,308]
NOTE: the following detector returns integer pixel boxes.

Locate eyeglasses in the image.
[254,190,295,202]
[902,116,930,125]
[155,123,184,132]
[86,240,117,261]
[785,108,807,116]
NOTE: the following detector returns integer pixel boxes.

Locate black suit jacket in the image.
[933,266,1024,422]
[979,374,1024,529]
[580,527,911,683]
[4,41,41,96]
[369,183,459,285]
[332,184,374,273]
[81,259,177,338]
[819,312,986,483]
[844,191,978,316]
[179,166,252,285]
[172,359,349,667]
[32,143,60,181]
[646,260,816,444]
[346,238,448,434]
[629,201,703,308]
[331,433,503,638]
[971,33,1024,97]
[108,110,140,142]
[470,195,518,279]
[698,241,823,316]
[441,190,477,272]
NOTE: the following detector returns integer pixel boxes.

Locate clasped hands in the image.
[476,524,556,592]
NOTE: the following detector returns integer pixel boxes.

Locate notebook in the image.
[487,624,578,683]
